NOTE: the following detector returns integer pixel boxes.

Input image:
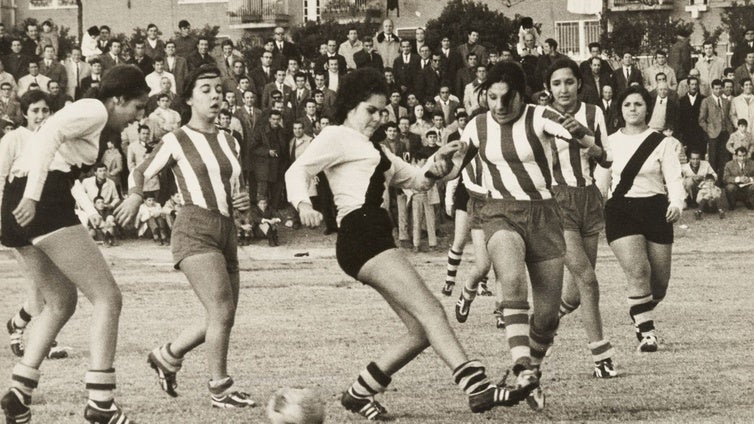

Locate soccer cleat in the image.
[694,210,703,220]
[638,335,658,353]
[593,358,618,378]
[455,295,473,323]
[341,391,388,420]
[147,352,179,397]
[83,399,132,424]
[719,209,726,219]
[441,282,454,296]
[476,281,493,297]
[1,388,31,424]
[211,391,257,409]
[47,345,69,360]
[526,387,546,411]
[493,306,506,329]
[6,319,24,358]
[469,385,528,412]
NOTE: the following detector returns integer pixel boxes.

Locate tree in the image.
[290,20,380,61]
[600,11,694,55]
[718,0,754,46]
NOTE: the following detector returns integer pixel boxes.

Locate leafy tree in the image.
[172,24,221,51]
[600,11,694,55]
[290,20,380,61]
[718,0,754,46]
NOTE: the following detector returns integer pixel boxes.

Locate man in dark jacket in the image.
[353,37,383,71]
[251,110,288,209]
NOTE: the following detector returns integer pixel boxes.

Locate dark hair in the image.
[94,196,104,202]
[425,129,437,137]
[724,67,734,75]
[477,61,528,109]
[218,109,232,119]
[165,40,175,48]
[269,109,282,117]
[545,38,558,49]
[334,67,388,124]
[138,124,150,132]
[384,122,398,130]
[615,85,654,126]
[588,42,601,51]
[544,58,581,91]
[87,26,100,37]
[178,19,190,29]
[93,162,107,171]
[147,23,158,31]
[304,98,316,107]
[735,146,748,155]
[19,90,49,115]
[221,39,233,48]
[687,76,699,85]
[153,56,165,63]
[456,112,469,120]
[92,64,149,102]
[723,78,734,87]
[100,25,111,32]
[180,64,221,101]
[711,79,723,88]
[89,57,102,66]
[742,78,753,86]
[688,150,702,157]
[738,118,748,127]
[156,92,170,101]
[704,173,716,180]
[655,72,667,81]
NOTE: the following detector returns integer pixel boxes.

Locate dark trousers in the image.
[724,184,754,210]
[708,133,729,183]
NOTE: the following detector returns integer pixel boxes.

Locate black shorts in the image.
[171,205,239,273]
[1,172,80,248]
[336,207,396,279]
[453,181,470,213]
[604,194,673,245]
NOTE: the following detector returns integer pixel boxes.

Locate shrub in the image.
[600,11,694,55]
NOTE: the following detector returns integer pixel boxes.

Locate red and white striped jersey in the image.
[461,105,574,201]
[547,102,606,187]
[128,126,242,217]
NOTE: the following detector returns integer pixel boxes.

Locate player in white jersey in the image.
[1,65,148,424]
[544,59,617,378]
[116,65,255,409]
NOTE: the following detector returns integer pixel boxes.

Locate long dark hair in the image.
[88,64,150,102]
[476,61,529,119]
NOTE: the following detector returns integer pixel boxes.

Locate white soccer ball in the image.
[266,387,326,424]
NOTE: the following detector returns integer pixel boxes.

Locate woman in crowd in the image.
[410,104,432,143]
[285,67,533,420]
[115,64,255,409]
[544,59,617,378]
[603,85,683,352]
[1,65,147,424]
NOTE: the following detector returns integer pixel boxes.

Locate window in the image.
[556,20,600,59]
[29,0,77,9]
[178,0,228,4]
[303,0,322,21]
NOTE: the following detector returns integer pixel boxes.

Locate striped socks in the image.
[461,284,477,302]
[11,363,39,399]
[589,339,615,363]
[501,301,531,371]
[558,299,579,319]
[446,249,463,287]
[208,376,234,396]
[529,324,553,369]
[347,362,392,400]
[11,307,32,330]
[85,369,116,405]
[628,294,655,338]
[150,344,184,373]
[452,360,491,395]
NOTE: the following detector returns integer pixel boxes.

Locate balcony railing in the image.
[228,0,290,27]
[610,0,674,10]
[320,0,381,22]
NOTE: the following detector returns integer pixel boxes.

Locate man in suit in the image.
[144,23,166,60]
[695,41,725,97]
[0,82,21,125]
[21,23,41,61]
[581,57,611,106]
[612,51,644,95]
[80,58,104,93]
[3,39,31,81]
[338,28,363,72]
[434,84,460,125]
[221,58,247,94]
[374,19,400,69]
[251,109,287,207]
[186,37,216,72]
[353,37,383,71]
[174,20,197,59]
[455,53,477,100]
[392,40,421,97]
[17,62,50,96]
[99,39,123,73]
[699,79,735,177]
[97,25,111,54]
[385,90,407,123]
[312,72,336,115]
[324,56,344,93]
[218,40,245,79]
[272,26,299,64]
[63,47,90,99]
[600,84,619,135]
[128,40,155,77]
[668,31,693,81]
[439,36,463,91]
[314,39,347,76]
[534,39,566,91]
[463,64,487,115]
[289,72,310,117]
[398,115,422,158]
[579,42,612,83]
[164,41,188,95]
[262,69,292,109]
[250,51,275,107]
[649,82,680,136]
[723,146,754,209]
[457,28,487,67]
[732,28,754,69]
[38,45,67,90]
[649,72,679,104]
[416,53,446,103]
[679,76,707,156]
[733,52,754,96]
[300,99,319,137]
[644,50,678,92]
[235,90,261,180]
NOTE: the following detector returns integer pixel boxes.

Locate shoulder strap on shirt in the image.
[612,131,665,199]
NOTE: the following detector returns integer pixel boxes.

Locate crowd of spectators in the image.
[1,16,754,248]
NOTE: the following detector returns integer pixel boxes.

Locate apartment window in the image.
[29,0,77,9]
[303,0,321,21]
[556,20,600,58]
[178,0,228,4]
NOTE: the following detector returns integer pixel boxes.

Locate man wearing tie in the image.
[38,45,67,90]
[418,45,431,70]
[392,40,421,97]
[699,79,734,178]
[353,37,383,71]
[63,47,90,100]
[695,41,725,97]
[612,51,643,95]
[648,82,679,136]
[732,28,754,69]
[17,62,50,96]
[250,51,274,107]
[600,84,619,135]
[99,39,122,73]
[262,69,292,109]
[417,53,446,105]
[164,40,188,95]
[723,146,754,209]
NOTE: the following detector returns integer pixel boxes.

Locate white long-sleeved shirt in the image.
[285,125,435,225]
[604,128,684,211]
[13,99,107,201]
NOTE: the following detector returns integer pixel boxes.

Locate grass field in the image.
[1,209,754,423]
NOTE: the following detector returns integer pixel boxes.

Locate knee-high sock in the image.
[85,369,116,403]
[11,363,40,398]
[501,301,531,372]
[150,343,184,373]
[588,339,615,363]
[11,307,32,329]
[628,294,655,337]
[529,321,555,369]
[558,299,578,319]
[452,360,491,395]
[446,249,463,286]
[348,362,391,400]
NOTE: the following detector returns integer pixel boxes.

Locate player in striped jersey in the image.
[456,61,598,410]
[544,59,618,378]
[115,65,255,409]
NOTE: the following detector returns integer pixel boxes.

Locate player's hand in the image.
[427,141,463,179]
[88,214,102,228]
[232,191,251,211]
[559,114,592,140]
[666,206,681,223]
[298,202,322,228]
[12,198,37,227]
[114,194,142,228]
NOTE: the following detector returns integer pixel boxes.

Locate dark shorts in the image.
[480,198,565,263]
[467,196,484,230]
[453,181,470,213]
[604,194,673,245]
[552,184,605,237]
[336,207,396,279]
[1,172,80,248]
[171,205,239,273]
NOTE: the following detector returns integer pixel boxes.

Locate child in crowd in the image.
[727,119,753,157]
[40,20,60,57]
[251,198,281,246]
[234,203,254,246]
[89,196,118,246]
[162,192,183,230]
[408,131,440,252]
[137,195,170,245]
[695,174,725,219]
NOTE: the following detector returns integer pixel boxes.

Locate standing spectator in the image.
[353,36,383,71]
[723,78,736,101]
[650,73,679,103]
[17,62,50,97]
[455,53,477,100]
[457,28,487,67]
[733,52,754,96]
[47,80,72,113]
[699,79,733,177]
[438,36,462,88]
[339,28,363,71]
[398,115,422,159]
[374,19,400,69]
[0,23,10,56]
[600,84,619,135]
[682,150,716,206]
[410,140,439,252]
[409,104,432,142]
[164,40,188,95]
[579,42,612,82]
[727,119,753,155]
[644,50,678,92]
[80,58,103,93]
[649,82,679,135]
[315,39,347,77]
[251,110,286,206]
[38,45,66,88]
[383,67,400,96]
[731,79,754,133]
[417,45,432,71]
[695,41,725,97]
[82,163,121,209]
[612,51,643,95]
[236,91,261,190]
[145,76,175,115]
[0,82,22,125]
[250,50,274,106]
[312,72,336,114]
[128,40,154,76]
[325,56,343,93]
[217,39,242,78]
[463,64,486,115]
[386,90,407,123]
[723,146,754,209]
[144,23,165,60]
[3,39,31,81]
[81,26,102,62]
[0,61,16,95]
[677,68,701,98]
[186,37,215,72]
[128,124,161,199]
[668,31,692,81]
[97,25,111,54]
[289,72,310,116]
[299,99,318,137]
[732,28,754,69]
[678,76,706,155]
[435,85,460,125]
[63,47,90,100]
[272,26,299,64]
[174,20,197,58]
[262,69,291,109]
[145,57,176,96]
[413,27,427,54]
[148,93,181,140]
[582,57,611,105]
[21,23,41,61]
[101,140,124,195]
[99,39,122,72]
[534,39,566,91]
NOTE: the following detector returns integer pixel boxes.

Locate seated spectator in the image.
[148,93,181,140]
[727,119,753,156]
[723,147,754,210]
[101,140,124,195]
[682,151,716,207]
[88,196,118,246]
[82,162,121,209]
[162,192,183,229]
[17,62,51,97]
[694,174,725,220]
[250,198,281,246]
[0,82,22,125]
[137,194,170,245]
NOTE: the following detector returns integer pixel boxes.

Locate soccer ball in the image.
[266,387,326,424]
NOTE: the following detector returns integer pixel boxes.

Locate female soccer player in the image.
[286,68,532,420]
[544,59,617,378]
[1,65,147,424]
[456,61,594,410]
[603,85,683,352]
[115,65,255,408]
